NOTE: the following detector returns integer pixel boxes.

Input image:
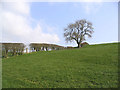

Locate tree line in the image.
[1,42,89,58]
[2,43,25,58]
[29,43,65,52]
[1,43,65,58]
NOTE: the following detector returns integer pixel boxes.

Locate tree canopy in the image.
[64,19,94,48]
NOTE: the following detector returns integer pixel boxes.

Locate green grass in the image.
[2,43,118,88]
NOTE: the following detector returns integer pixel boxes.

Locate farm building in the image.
[81,42,89,47]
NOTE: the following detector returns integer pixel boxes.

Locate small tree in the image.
[64,19,94,48]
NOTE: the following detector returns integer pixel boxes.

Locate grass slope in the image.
[2,43,118,88]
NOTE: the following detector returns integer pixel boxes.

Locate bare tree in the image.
[64,19,94,48]
[2,43,25,58]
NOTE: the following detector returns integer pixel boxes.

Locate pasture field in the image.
[2,43,118,88]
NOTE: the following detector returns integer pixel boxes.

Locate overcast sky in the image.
[1,0,118,47]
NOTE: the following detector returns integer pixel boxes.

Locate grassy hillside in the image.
[2,43,118,88]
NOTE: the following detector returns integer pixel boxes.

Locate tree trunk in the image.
[46,47,48,51]
[52,47,54,50]
[77,42,80,48]
[12,49,16,56]
[77,42,82,48]
[5,49,8,58]
[21,49,24,55]
[42,47,44,51]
